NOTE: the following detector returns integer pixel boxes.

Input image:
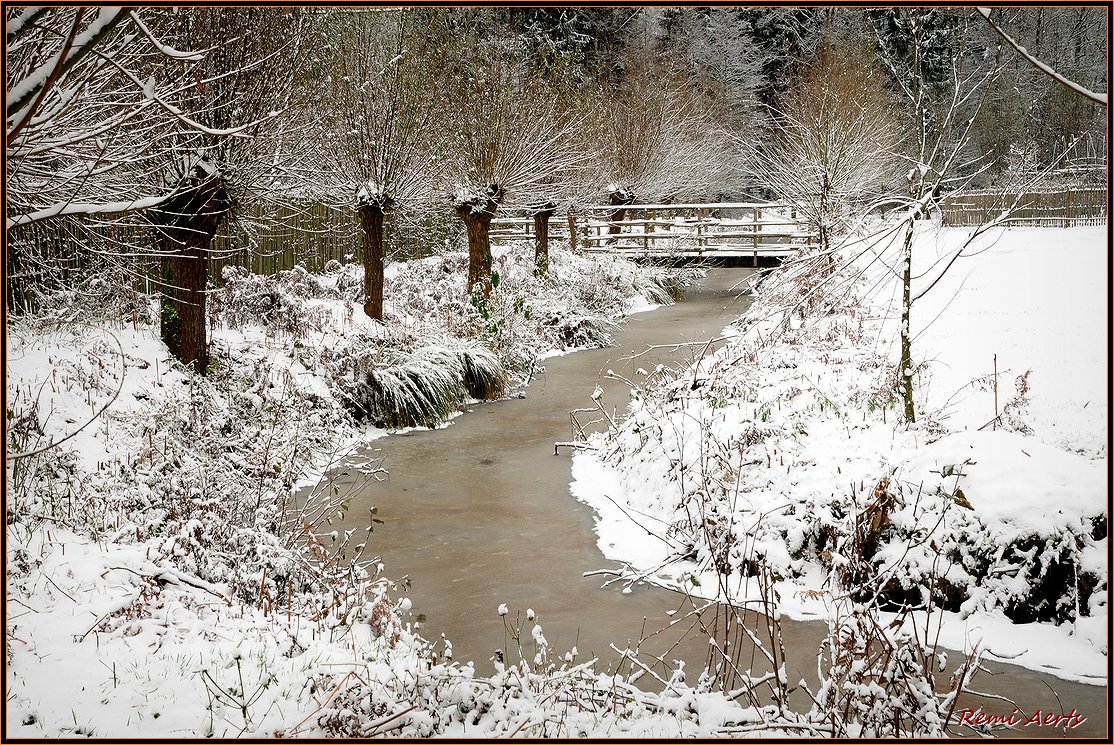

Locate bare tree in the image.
[872,11,1005,423]
[442,39,585,297]
[6,8,320,373]
[591,19,737,235]
[317,9,448,320]
[754,39,904,251]
[143,8,320,373]
[5,8,215,231]
[975,7,1107,106]
[969,7,1107,183]
[662,8,767,135]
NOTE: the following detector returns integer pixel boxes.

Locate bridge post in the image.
[752,207,760,266]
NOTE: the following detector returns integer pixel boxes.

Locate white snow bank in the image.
[571,225,1107,685]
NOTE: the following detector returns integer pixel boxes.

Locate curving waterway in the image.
[316,268,1105,736]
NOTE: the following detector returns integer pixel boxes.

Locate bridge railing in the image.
[491,202,819,261]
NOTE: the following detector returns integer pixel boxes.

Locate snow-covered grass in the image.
[8,223,1104,736]
[571,224,1107,686]
[6,243,719,737]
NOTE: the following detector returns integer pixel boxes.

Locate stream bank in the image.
[320,267,1105,736]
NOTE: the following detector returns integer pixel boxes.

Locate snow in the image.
[7,221,1104,736]
[7,245,722,737]
[975,7,1108,106]
[7,8,125,120]
[910,227,1107,457]
[355,179,387,206]
[570,224,1107,685]
[6,193,172,231]
[5,6,44,40]
[128,9,206,61]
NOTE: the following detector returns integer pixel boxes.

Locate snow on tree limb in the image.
[6,194,172,231]
[6,8,126,126]
[91,47,283,138]
[6,6,50,42]
[975,7,1107,106]
[127,10,206,61]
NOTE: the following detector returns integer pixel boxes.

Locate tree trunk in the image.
[457,202,496,297]
[899,224,916,423]
[818,177,831,253]
[533,205,555,276]
[152,170,229,375]
[159,236,210,375]
[358,204,387,320]
[608,190,635,242]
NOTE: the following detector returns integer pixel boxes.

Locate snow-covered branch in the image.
[6,194,172,231]
[975,7,1107,106]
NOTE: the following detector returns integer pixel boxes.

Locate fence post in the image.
[567,210,577,252]
[1063,188,1072,228]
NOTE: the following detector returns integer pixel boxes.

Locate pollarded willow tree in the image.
[755,38,905,252]
[141,7,324,373]
[441,28,585,298]
[6,7,324,373]
[320,8,450,321]
[3,8,260,246]
[490,11,604,277]
[6,8,203,316]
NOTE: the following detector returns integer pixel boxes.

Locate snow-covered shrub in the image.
[210,264,341,334]
[383,244,688,381]
[455,342,509,400]
[810,599,974,737]
[14,265,156,326]
[344,345,467,429]
[321,337,508,428]
[862,452,1107,624]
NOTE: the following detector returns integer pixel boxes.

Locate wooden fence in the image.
[5,203,465,313]
[938,187,1107,227]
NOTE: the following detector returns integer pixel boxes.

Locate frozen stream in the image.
[320,268,1104,735]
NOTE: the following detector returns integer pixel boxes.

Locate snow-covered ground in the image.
[6,225,1106,737]
[571,224,1108,686]
[9,246,746,738]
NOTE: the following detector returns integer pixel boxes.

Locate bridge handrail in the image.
[579,217,809,228]
[581,233,815,245]
[581,201,782,211]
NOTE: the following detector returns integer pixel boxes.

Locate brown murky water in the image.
[317,268,1106,737]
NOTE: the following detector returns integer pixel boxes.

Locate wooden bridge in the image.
[491,202,818,265]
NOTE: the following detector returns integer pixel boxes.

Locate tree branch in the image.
[975,7,1107,106]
